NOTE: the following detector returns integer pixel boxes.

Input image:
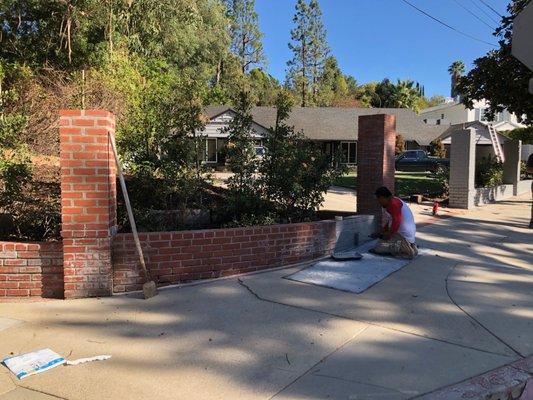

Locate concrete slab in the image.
[0,280,368,400]
[0,318,23,333]
[273,373,406,400]
[276,326,516,399]
[448,263,533,357]
[0,388,58,400]
[0,372,16,396]
[240,256,516,356]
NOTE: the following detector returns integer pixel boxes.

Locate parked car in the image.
[395,150,449,172]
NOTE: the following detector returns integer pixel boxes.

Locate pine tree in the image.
[225,0,265,74]
[287,0,329,107]
[308,0,329,103]
[287,0,312,107]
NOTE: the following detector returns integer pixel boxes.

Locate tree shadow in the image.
[1,201,531,399]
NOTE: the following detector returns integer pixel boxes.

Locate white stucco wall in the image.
[421,99,524,127]
[420,104,468,125]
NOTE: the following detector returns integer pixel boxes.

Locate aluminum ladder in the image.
[488,123,505,163]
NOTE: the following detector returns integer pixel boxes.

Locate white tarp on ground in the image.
[286,240,428,294]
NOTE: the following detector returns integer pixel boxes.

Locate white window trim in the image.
[340,141,357,165]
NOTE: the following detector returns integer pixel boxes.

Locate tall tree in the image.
[224,0,265,74]
[249,68,281,105]
[308,0,329,103]
[287,0,312,107]
[448,60,465,99]
[316,56,348,106]
[224,91,260,219]
[458,0,533,124]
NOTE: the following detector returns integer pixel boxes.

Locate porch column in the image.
[449,128,476,209]
[357,114,396,217]
[503,139,522,195]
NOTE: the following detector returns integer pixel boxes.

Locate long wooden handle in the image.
[109,133,150,280]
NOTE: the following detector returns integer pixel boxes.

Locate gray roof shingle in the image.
[205,106,448,146]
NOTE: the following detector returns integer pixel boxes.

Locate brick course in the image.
[112,221,337,292]
[0,241,63,298]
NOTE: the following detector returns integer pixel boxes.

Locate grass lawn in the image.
[334,172,443,197]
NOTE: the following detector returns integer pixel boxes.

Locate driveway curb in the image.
[415,356,533,400]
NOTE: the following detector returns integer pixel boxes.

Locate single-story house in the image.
[198,106,448,167]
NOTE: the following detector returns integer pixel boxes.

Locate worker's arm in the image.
[384,198,403,240]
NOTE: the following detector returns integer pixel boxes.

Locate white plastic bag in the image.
[2,348,65,380]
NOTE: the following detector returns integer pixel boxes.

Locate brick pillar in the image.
[59,110,117,299]
[503,140,522,195]
[449,128,476,209]
[357,114,396,217]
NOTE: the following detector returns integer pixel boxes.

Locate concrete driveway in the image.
[0,194,532,399]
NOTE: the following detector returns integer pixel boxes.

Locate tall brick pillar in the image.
[449,129,476,209]
[59,110,117,299]
[503,139,522,195]
[357,114,396,217]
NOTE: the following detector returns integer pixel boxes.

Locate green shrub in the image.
[433,165,450,196]
[475,155,503,188]
[224,90,264,220]
[260,91,346,222]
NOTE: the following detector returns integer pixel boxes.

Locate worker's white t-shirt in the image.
[383,198,416,244]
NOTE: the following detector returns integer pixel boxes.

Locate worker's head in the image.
[375,186,393,208]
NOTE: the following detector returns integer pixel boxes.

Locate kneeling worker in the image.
[372,186,418,259]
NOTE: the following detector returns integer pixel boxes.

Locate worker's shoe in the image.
[399,240,417,260]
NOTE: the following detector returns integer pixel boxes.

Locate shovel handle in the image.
[109,133,150,279]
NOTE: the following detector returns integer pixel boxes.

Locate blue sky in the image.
[255,0,509,97]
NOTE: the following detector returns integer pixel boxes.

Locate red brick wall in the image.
[0,242,63,298]
[112,221,336,293]
[59,110,117,299]
[357,114,396,217]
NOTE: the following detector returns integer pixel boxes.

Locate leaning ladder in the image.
[488,123,505,163]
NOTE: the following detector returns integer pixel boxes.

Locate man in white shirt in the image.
[371,186,418,259]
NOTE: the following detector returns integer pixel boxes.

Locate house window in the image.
[324,142,332,156]
[479,107,488,122]
[198,139,218,163]
[205,138,217,163]
[341,142,357,164]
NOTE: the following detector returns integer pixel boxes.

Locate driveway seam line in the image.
[445,263,525,358]
[15,386,68,400]
[311,373,409,395]
[236,279,514,358]
[268,326,371,399]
